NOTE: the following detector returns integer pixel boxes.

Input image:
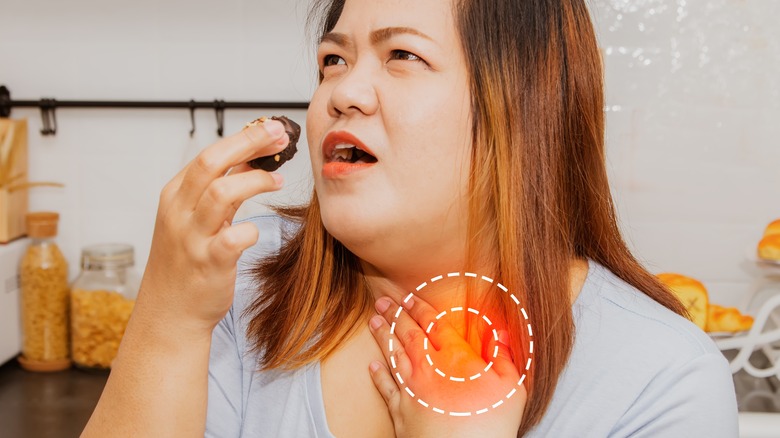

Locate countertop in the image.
[0,351,778,438]
[0,358,108,438]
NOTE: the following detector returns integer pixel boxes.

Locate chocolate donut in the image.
[246,115,301,171]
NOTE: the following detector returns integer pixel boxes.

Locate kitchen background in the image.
[1,0,779,306]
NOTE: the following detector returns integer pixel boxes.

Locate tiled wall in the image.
[1,0,777,305]
[592,0,780,305]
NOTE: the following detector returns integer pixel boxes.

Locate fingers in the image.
[489,330,519,379]
[369,314,414,384]
[399,295,464,351]
[177,119,289,209]
[226,162,254,176]
[378,295,520,379]
[192,169,283,236]
[206,221,260,268]
[375,298,431,366]
[368,361,402,416]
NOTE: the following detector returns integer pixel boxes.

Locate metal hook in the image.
[48,99,58,135]
[0,85,11,118]
[214,99,225,137]
[39,99,49,135]
[189,99,196,137]
[39,98,57,136]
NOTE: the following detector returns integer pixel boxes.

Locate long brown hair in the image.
[245,0,687,435]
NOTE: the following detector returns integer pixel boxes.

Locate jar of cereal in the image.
[71,243,139,369]
[18,212,71,372]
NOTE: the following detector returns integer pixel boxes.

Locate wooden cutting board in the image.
[0,118,29,243]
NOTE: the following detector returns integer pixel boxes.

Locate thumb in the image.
[490,329,518,378]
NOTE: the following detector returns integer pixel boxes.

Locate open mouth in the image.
[328,143,379,164]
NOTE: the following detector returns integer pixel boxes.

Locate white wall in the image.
[1,0,778,305]
[0,0,317,283]
[591,0,780,305]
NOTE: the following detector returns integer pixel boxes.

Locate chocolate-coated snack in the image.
[246,115,301,171]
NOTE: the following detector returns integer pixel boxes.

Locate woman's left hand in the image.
[368,294,526,438]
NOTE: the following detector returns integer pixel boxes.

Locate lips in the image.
[321,131,378,179]
[322,131,378,163]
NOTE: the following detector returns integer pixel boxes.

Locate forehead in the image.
[331,0,456,41]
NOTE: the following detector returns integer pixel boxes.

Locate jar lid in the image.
[26,212,59,238]
[81,244,134,270]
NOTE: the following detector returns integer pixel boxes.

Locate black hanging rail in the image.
[0,85,310,137]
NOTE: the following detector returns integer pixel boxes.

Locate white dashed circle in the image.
[388,272,534,416]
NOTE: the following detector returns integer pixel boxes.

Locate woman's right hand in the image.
[136,118,289,335]
[81,123,289,438]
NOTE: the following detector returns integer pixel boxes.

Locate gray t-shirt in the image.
[205,215,739,437]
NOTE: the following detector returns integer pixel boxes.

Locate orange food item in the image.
[657,273,708,330]
[764,219,780,237]
[706,304,754,333]
[757,234,780,261]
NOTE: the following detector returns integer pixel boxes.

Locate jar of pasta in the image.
[18,212,71,372]
[70,243,139,369]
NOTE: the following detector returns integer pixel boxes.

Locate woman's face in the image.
[306,0,472,276]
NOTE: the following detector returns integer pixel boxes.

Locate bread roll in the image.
[657,273,708,330]
[757,234,780,261]
[706,304,754,332]
[764,219,780,237]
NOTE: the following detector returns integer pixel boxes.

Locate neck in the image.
[360,256,591,336]
[362,265,471,309]
[359,243,500,338]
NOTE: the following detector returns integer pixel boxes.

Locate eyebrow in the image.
[319,26,434,48]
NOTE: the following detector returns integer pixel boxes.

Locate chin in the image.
[319,201,391,253]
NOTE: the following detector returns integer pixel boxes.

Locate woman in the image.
[82,0,739,437]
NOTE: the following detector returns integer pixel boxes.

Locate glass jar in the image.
[18,212,71,372]
[70,243,139,369]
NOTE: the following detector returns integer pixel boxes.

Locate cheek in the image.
[393,127,472,214]
[392,95,472,185]
[306,86,331,161]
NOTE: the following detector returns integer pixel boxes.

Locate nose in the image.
[327,63,379,118]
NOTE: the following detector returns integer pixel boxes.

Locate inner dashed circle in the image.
[387,271,534,417]
[418,307,499,382]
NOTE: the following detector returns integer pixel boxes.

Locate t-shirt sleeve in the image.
[205,307,244,437]
[609,352,739,438]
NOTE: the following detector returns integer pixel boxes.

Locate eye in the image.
[389,50,428,65]
[322,54,346,67]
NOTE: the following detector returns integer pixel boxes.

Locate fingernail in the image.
[369,315,383,330]
[498,330,510,346]
[375,298,391,313]
[263,119,284,137]
[270,172,284,186]
[369,361,381,373]
[402,296,414,309]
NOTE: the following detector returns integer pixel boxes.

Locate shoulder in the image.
[527,259,738,437]
[233,213,291,272]
[231,213,298,311]
[206,214,324,437]
[575,259,721,362]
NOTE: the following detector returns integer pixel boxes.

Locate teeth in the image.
[333,147,353,161]
[331,143,358,161]
[329,142,373,162]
